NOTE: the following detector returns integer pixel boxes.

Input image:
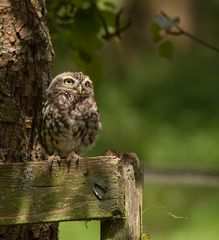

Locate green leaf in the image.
[97,0,117,12]
[101,10,117,26]
[72,6,103,52]
[150,21,163,43]
[158,40,174,60]
[72,0,86,8]
[141,233,151,240]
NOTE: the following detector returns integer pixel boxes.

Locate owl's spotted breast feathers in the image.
[41,72,101,158]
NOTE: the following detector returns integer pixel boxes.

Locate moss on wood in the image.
[0,156,125,225]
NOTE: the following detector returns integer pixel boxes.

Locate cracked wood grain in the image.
[0,156,125,225]
[101,152,143,240]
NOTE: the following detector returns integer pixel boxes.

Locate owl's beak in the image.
[78,85,83,94]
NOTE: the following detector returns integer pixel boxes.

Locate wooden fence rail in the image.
[0,152,143,240]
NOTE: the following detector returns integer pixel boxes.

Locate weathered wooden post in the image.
[101,152,143,240]
[0,153,143,239]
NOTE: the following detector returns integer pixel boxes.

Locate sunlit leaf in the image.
[150,21,163,43]
[101,10,117,26]
[97,0,116,12]
[158,40,174,60]
[141,233,151,240]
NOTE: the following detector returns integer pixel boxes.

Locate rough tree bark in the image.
[0,0,58,239]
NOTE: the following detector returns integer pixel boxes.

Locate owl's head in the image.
[47,72,94,97]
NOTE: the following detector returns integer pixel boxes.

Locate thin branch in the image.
[90,0,131,41]
[114,21,131,39]
[180,29,219,53]
[115,9,123,30]
[115,9,131,39]
[161,11,219,54]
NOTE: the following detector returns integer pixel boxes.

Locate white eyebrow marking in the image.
[64,76,75,80]
[82,76,91,83]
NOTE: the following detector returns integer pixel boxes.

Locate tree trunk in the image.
[0,0,58,239]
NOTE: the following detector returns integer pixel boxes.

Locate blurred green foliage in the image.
[144,184,219,240]
[158,40,174,60]
[59,221,99,239]
[152,12,219,59]
[46,0,219,239]
[47,0,129,80]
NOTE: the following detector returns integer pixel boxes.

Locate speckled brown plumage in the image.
[41,72,101,158]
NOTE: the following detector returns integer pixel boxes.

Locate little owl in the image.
[41,72,101,165]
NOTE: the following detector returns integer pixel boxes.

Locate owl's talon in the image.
[48,155,61,172]
[57,158,61,170]
[67,152,81,172]
[48,159,53,172]
[66,159,71,173]
[75,158,79,169]
[47,157,54,172]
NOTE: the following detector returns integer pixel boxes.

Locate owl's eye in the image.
[64,78,75,85]
[84,81,91,88]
